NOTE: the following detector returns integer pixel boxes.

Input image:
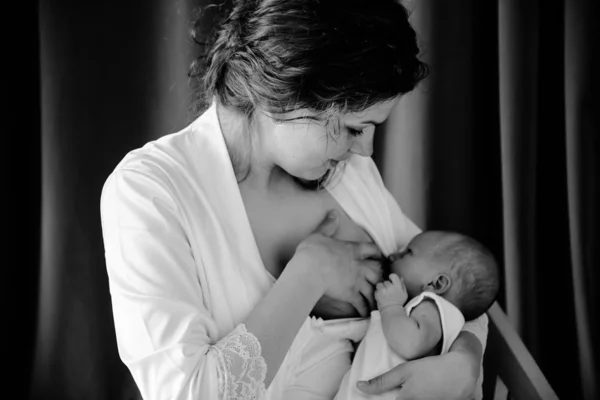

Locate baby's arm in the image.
[376,275,443,360]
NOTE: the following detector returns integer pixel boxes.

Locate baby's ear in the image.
[423,273,452,295]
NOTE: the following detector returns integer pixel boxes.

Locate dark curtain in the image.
[28,0,204,399]
[9,0,42,395]
[376,1,598,399]
[25,0,597,399]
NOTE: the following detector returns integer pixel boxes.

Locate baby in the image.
[335,230,500,400]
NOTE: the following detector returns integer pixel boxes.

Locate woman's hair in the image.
[188,0,428,186]
[189,0,428,120]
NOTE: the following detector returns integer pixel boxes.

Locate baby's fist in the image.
[375,273,408,309]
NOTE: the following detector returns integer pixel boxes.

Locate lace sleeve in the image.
[214,324,267,399]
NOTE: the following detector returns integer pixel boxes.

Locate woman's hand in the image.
[356,351,478,400]
[291,210,383,317]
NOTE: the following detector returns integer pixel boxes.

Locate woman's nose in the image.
[350,130,374,157]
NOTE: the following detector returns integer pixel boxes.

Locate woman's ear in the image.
[422,273,452,295]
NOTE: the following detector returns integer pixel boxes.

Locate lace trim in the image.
[215,323,267,399]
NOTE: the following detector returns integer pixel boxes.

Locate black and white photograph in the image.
[9,1,598,399]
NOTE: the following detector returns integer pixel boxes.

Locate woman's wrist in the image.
[446,332,482,397]
[451,351,479,397]
[284,256,327,297]
[449,331,482,377]
[451,347,478,374]
[243,254,330,385]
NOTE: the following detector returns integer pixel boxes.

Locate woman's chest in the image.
[239,185,373,279]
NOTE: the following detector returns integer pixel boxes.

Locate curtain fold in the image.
[382,1,597,399]
[31,1,200,399]
[10,0,42,393]
[498,0,539,344]
[564,1,599,399]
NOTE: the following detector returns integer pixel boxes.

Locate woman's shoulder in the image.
[112,130,194,176]
[105,104,224,192]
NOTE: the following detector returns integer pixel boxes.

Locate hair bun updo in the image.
[189,0,428,121]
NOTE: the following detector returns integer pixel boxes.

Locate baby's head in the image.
[388,231,499,321]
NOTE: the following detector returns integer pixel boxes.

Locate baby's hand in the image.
[375,273,408,310]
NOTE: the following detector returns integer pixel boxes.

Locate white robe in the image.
[100,103,488,400]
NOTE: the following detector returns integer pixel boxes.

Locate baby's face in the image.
[389,232,450,298]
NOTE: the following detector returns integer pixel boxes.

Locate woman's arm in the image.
[103,169,326,399]
[449,331,483,371]
[243,237,328,386]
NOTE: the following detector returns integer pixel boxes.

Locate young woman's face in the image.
[254,99,399,181]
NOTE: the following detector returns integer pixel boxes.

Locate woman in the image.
[100,0,488,399]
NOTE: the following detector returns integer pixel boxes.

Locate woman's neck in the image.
[216,102,331,194]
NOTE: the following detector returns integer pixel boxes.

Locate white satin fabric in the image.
[100,102,487,399]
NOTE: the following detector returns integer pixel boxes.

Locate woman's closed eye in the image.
[348,128,365,137]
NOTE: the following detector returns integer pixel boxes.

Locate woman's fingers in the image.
[361,262,383,285]
[356,362,410,394]
[354,242,382,260]
[358,279,376,311]
[350,293,370,318]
